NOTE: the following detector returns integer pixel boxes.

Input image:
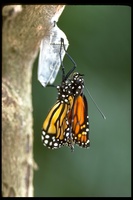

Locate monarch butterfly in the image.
[41,39,90,151]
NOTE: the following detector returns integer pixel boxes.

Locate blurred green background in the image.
[32,6,131,197]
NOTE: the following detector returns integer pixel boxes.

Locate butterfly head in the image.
[69,72,84,97]
[56,72,85,103]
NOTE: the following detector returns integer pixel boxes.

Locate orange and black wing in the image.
[41,99,73,149]
[67,94,90,148]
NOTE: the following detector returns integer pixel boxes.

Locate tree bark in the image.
[2,5,65,197]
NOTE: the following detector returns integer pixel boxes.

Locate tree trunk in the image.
[2,5,65,197]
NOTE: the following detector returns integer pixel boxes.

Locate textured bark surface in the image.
[2,5,65,197]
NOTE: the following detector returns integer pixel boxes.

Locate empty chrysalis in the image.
[38,22,69,87]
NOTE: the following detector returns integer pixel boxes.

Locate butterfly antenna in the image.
[85,85,106,120]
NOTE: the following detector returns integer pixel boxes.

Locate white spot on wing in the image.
[54,142,58,147]
[45,135,50,139]
[41,135,44,140]
[42,131,46,135]
[44,140,48,144]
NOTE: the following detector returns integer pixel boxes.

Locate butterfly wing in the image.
[68,94,90,148]
[42,100,72,149]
